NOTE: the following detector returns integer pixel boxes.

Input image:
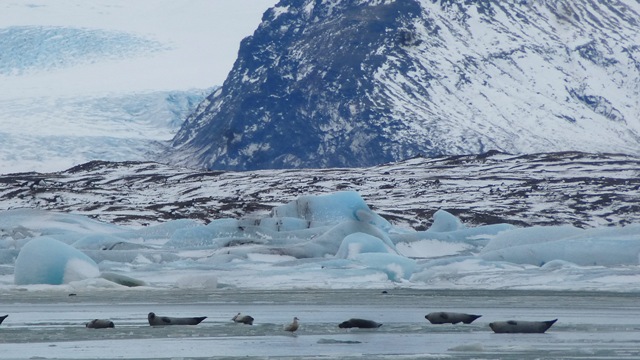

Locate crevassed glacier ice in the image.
[2,191,640,290]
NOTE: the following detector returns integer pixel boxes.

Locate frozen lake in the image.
[1,289,639,359]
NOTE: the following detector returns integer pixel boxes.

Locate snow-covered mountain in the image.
[1,151,638,230]
[171,0,640,171]
[0,0,275,174]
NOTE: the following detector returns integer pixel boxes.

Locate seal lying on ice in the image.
[232,312,254,325]
[148,312,207,326]
[489,319,557,333]
[425,312,482,324]
[86,319,115,329]
[338,318,383,329]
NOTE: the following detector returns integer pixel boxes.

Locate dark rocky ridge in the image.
[1,152,638,230]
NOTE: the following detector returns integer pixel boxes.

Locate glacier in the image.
[0,0,276,174]
[3,191,640,291]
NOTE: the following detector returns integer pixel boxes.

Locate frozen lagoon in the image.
[1,289,640,359]
[2,191,640,358]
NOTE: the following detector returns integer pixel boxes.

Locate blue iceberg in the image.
[14,237,100,285]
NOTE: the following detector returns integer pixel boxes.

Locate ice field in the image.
[1,191,640,292]
[2,191,640,359]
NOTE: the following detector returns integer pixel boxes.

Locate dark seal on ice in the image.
[489,319,557,333]
[86,319,115,329]
[425,312,482,324]
[147,312,207,326]
[232,312,254,325]
[338,318,383,329]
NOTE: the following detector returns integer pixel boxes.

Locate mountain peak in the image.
[171,0,640,171]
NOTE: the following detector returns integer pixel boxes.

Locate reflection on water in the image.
[1,289,639,359]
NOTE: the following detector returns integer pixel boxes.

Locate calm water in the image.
[1,289,639,359]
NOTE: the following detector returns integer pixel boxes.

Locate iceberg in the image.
[14,237,100,285]
[353,253,416,281]
[271,191,392,231]
[336,232,397,259]
[480,226,640,266]
[2,191,640,291]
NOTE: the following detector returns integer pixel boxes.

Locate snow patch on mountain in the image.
[171,0,640,171]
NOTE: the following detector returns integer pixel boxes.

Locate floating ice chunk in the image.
[396,239,474,259]
[480,232,640,266]
[0,225,34,249]
[353,253,416,281]
[391,224,513,246]
[540,259,581,270]
[127,218,202,242]
[72,234,136,250]
[481,225,584,252]
[14,237,99,285]
[0,209,121,241]
[429,210,466,232]
[99,272,146,287]
[165,219,249,248]
[390,209,514,246]
[278,221,394,258]
[259,217,310,232]
[336,232,397,259]
[271,191,391,230]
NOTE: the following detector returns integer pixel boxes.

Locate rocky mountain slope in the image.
[1,152,638,230]
[170,0,640,171]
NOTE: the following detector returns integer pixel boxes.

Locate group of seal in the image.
[83,312,298,331]
[84,312,208,329]
[425,311,557,334]
[5,310,555,334]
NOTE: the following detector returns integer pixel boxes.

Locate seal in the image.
[232,312,254,325]
[147,312,207,326]
[284,316,299,333]
[338,318,383,329]
[489,319,557,333]
[425,312,482,324]
[0,314,8,325]
[86,319,115,329]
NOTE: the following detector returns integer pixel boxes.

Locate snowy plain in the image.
[0,0,277,173]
